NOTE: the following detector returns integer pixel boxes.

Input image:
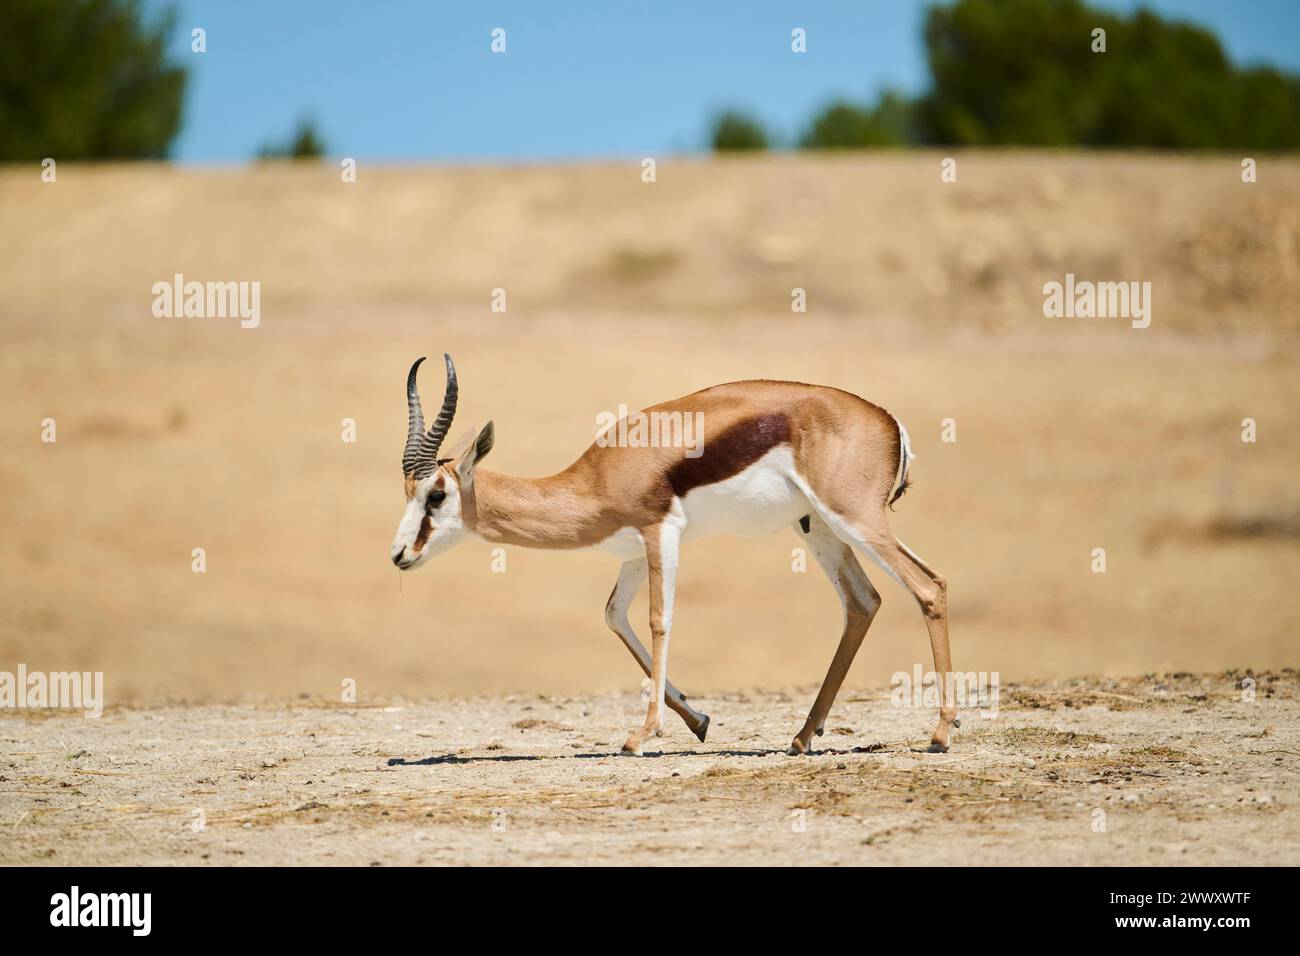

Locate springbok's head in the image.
[390,354,494,570]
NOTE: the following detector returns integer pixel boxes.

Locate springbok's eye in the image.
[426,490,446,511]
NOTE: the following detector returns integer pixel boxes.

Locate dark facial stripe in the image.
[666,413,792,496]
[414,515,434,550]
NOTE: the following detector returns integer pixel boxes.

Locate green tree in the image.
[257,118,327,160]
[1232,67,1300,150]
[710,109,768,151]
[0,0,187,160]
[800,91,916,148]
[916,0,1300,148]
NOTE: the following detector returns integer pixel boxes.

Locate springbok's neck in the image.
[466,468,602,550]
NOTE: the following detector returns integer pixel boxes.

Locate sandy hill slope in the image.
[0,153,1296,700]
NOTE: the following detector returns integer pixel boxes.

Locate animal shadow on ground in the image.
[387,744,893,766]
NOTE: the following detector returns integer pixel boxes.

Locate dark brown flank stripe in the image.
[666,413,792,497]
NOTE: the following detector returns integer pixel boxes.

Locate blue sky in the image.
[155,1,1300,163]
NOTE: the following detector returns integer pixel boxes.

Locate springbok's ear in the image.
[454,421,494,483]
[474,420,495,462]
[442,426,476,463]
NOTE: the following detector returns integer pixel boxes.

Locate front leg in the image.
[622,517,683,755]
[605,558,710,741]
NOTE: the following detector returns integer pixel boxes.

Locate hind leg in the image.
[819,508,956,751]
[788,515,882,755]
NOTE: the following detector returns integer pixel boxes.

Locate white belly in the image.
[680,446,807,541]
[588,446,808,557]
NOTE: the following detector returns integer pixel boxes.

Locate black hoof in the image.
[927,742,949,754]
[693,714,710,744]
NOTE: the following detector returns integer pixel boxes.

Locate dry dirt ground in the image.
[3,672,1296,866]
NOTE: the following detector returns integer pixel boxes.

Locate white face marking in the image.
[390,472,468,570]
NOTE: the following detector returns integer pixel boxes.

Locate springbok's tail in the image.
[888,416,914,509]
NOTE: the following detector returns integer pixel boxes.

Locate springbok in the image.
[391,355,956,755]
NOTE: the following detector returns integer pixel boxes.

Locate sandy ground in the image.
[2,672,1296,866]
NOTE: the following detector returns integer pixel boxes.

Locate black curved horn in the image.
[412,353,458,478]
[401,357,427,475]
